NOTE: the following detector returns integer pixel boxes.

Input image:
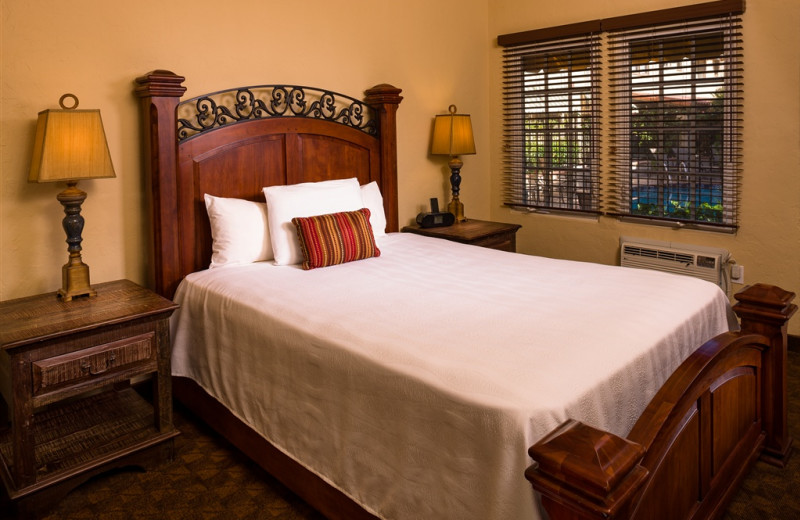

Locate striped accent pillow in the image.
[292,208,380,270]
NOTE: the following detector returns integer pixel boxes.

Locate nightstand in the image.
[402,219,522,252]
[0,279,179,517]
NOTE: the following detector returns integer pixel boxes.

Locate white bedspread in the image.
[171,232,736,520]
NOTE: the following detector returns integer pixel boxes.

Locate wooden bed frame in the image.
[135,70,795,520]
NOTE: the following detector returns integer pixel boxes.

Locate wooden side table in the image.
[0,279,179,517]
[402,219,522,252]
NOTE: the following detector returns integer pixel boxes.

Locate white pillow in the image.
[204,194,273,268]
[263,178,363,265]
[360,181,387,237]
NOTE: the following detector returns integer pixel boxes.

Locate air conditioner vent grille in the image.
[622,245,694,265]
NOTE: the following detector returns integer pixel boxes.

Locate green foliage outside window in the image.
[630,88,725,223]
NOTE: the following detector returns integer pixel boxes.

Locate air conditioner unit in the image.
[619,237,729,289]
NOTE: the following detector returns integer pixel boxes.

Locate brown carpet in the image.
[2,352,798,519]
[722,348,800,520]
[35,408,326,520]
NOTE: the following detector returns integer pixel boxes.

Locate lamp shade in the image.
[29,107,116,183]
[430,105,476,157]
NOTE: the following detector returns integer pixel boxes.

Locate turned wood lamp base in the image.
[56,181,96,301]
[447,156,466,222]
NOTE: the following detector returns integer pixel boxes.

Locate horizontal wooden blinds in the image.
[606,13,743,229]
[502,33,602,214]
[498,0,745,230]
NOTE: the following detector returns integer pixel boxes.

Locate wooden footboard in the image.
[526,283,796,520]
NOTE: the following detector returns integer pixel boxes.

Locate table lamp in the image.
[430,104,475,222]
[29,94,116,301]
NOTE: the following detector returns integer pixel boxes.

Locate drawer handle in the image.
[81,353,116,376]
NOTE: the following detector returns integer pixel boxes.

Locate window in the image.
[501,33,601,214]
[498,0,744,231]
[607,13,743,230]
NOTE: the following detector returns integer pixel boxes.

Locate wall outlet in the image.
[731,265,744,284]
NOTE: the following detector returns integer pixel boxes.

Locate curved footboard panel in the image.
[527,284,796,520]
[526,332,769,520]
[628,332,767,519]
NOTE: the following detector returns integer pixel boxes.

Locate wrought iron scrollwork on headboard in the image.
[176,85,378,141]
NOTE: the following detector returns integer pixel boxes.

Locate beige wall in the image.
[0,0,491,300]
[3,0,799,335]
[489,0,800,335]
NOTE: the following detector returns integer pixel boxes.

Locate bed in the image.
[134,70,796,520]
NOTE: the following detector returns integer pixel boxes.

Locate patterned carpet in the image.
[35,409,325,520]
[722,349,800,520]
[1,352,798,519]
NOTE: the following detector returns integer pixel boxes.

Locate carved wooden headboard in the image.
[135,70,402,299]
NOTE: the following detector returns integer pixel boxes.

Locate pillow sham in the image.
[204,194,272,268]
[360,181,387,237]
[263,178,363,265]
[292,208,380,270]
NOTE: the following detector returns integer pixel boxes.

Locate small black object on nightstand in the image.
[415,197,455,228]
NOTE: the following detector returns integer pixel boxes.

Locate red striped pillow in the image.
[292,208,380,270]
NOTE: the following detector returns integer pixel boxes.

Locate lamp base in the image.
[447,157,466,222]
[56,182,96,301]
[448,198,465,222]
[58,254,96,301]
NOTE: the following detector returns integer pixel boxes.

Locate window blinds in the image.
[501,33,602,214]
[498,0,745,230]
[606,13,743,229]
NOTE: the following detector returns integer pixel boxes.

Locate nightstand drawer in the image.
[32,332,156,396]
[470,233,516,252]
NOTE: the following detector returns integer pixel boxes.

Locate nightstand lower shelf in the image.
[0,387,178,501]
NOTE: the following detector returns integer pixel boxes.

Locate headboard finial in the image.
[364,84,403,105]
[134,70,187,98]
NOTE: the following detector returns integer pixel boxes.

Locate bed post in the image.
[525,419,649,519]
[733,283,797,467]
[364,84,403,233]
[134,70,186,299]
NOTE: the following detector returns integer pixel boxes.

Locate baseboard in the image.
[789,334,799,353]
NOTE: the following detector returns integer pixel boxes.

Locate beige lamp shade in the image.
[430,105,476,157]
[29,106,116,183]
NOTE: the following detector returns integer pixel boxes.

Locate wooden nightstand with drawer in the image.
[402,219,522,252]
[0,279,179,517]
